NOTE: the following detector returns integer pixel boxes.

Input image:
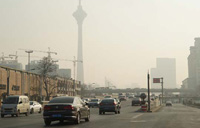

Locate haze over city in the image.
[1,0,200,88]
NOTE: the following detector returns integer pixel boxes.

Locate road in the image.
[1,100,200,128]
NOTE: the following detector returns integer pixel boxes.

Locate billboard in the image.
[153,78,161,83]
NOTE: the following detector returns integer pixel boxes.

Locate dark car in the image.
[132,97,141,106]
[43,96,90,126]
[88,99,101,108]
[99,98,120,115]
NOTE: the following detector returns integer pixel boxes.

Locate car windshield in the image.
[4,97,19,104]
[49,97,74,104]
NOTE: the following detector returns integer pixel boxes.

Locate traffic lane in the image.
[129,104,200,128]
[0,100,140,128]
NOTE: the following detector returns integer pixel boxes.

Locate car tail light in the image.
[44,105,51,111]
[63,105,74,110]
[113,103,116,105]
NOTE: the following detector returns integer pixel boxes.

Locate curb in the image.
[151,105,163,112]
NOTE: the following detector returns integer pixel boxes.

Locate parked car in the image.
[119,95,127,101]
[132,97,141,106]
[88,99,101,108]
[1,95,30,118]
[30,101,42,114]
[99,98,120,114]
[166,101,172,106]
[43,96,90,126]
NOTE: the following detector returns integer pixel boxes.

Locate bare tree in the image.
[37,57,58,101]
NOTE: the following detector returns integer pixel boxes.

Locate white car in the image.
[30,101,42,114]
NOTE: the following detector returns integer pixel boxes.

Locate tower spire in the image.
[79,0,81,6]
[73,0,87,84]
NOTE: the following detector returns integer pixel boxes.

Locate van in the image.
[1,95,30,118]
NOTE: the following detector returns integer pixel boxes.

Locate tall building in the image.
[187,37,200,90]
[151,58,176,89]
[73,0,87,84]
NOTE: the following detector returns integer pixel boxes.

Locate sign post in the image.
[153,77,164,105]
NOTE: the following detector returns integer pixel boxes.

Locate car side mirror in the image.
[85,102,88,105]
[19,101,22,104]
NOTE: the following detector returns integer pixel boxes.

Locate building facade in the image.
[151,58,177,89]
[0,65,81,107]
[187,37,200,90]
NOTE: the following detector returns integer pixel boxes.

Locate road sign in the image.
[153,78,160,83]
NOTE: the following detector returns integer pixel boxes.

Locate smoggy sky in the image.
[1,0,200,88]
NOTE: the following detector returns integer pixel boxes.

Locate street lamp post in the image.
[25,50,33,97]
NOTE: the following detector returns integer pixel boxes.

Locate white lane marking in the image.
[130,120,146,123]
[131,114,143,119]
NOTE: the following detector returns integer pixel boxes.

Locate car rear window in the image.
[4,97,19,104]
[49,97,74,103]
[101,99,114,103]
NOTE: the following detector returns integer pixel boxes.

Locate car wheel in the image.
[44,119,51,126]
[38,108,42,113]
[118,110,120,114]
[85,111,90,122]
[99,111,102,115]
[103,112,105,115]
[16,110,20,117]
[25,109,29,116]
[1,114,4,118]
[115,111,117,114]
[74,112,80,124]
[30,108,34,114]
[59,120,64,123]
[11,114,14,117]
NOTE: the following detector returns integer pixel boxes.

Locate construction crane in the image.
[0,53,13,62]
[19,47,57,59]
[58,56,82,80]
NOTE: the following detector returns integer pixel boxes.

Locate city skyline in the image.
[1,0,200,88]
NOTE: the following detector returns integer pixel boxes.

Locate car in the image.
[43,96,90,126]
[99,98,120,115]
[132,97,141,106]
[82,98,90,104]
[119,95,127,101]
[128,95,134,99]
[166,101,172,106]
[30,101,42,114]
[114,98,121,109]
[104,95,112,98]
[88,99,101,108]
[1,95,30,118]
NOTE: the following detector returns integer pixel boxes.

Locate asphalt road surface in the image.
[1,100,200,128]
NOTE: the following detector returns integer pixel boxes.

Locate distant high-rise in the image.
[73,0,87,84]
[151,58,176,89]
[187,37,200,90]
